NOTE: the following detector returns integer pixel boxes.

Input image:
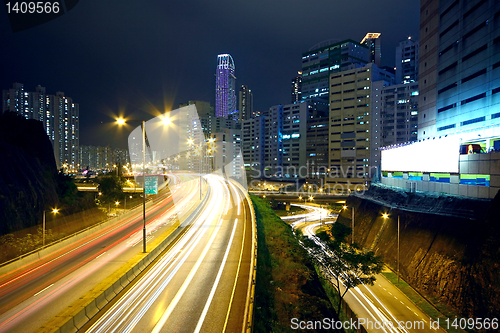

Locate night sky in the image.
[1,0,420,149]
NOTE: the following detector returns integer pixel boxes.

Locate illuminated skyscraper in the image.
[215,54,236,118]
[361,33,382,67]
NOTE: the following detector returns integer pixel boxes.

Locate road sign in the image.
[145,175,158,194]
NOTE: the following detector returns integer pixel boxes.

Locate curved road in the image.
[290,205,446,333]
[85,174,255,333]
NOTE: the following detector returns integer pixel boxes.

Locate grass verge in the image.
[251,194,337,332]
[314,266,357,333]
[382,271,469,333]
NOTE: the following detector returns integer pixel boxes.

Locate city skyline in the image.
[0,0,420,148]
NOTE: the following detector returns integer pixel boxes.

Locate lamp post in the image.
[343,205,355,244]
[189,138,203,200]
[382,212,399,283]
[320,204,322,224]
[397,215,400,284]
[117,116,170,253]
[43,208,59,247]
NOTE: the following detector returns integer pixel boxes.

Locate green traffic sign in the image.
[145,175,158,194]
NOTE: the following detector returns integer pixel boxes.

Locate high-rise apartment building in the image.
[418,0,500,147]
[238,85,253,122]
[79,146,129,170]
[327,63,394,193]
[215,54,236,118]
[2,83,79,168]
[361,33,382,67]
[395,37,419,84]
[52,92,79,169]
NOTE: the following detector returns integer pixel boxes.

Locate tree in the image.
[95,175,123,204]
[304,223,384,314]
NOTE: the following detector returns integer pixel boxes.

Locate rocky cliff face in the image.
[337,184,499,319]
[0,112,59,234]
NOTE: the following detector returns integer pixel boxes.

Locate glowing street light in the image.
[116,115,171,253]
[43,208,59,247]
[382,212,400,283]
[343,205,355,244]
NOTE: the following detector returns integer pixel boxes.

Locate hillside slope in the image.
[337,184,499,319]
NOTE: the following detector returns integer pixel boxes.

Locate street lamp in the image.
[43,208,59,247]
[382,212,399,283]
[117,116,170,253]
[188,138,203,200]
[343,205,355,244]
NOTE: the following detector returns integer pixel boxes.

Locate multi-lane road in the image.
[289,204,446,333]
[0,174,255,333]
[85,174,254,333]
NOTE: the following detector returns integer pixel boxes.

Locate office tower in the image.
[418,0,500,147]
[215,54,236,118]
[291,72,302,103]
[2,83,79,169]
[306,115,329,183]
[327,63,394,193]
[379,83,419,146]
[361,33,382,67]
[281,102,308,178]
[395,37,419,84]
[300,39,369,106]
[238,85,253,122]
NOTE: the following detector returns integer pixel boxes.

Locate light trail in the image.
[85,175,253,333]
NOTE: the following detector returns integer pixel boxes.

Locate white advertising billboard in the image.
[381,136,459,173]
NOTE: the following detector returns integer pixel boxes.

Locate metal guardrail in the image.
[242,186,257,333]
[0,196,158,269]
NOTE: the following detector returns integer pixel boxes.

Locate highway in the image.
[289,205,446,333]
[0,175,204,332]
[84,174,255,333]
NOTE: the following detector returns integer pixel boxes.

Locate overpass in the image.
[249,190,348,203]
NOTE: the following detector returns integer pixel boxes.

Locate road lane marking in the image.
[33,284,53,297]
[222,186,248,332]
[152,178,229,333]
[95,252,106,259]
[194,217,239,333]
